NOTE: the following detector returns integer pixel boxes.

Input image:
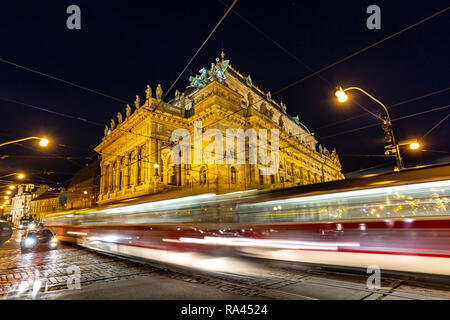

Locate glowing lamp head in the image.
[39,137,49,147]
[4,196,8,200]
[410,142,420,150]
[17,173,25,180]
[6,191,11,195]
[154,163,159,169]
[335,87,348,103]
[83,191,88,195]
[9,185,15,190]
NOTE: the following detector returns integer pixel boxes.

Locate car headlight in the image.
[28,223,36,229]
[24,237,36,247]
[50,237,58,243]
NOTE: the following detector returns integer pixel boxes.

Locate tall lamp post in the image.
[335,86,407,171]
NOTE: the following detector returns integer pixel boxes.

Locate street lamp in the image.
[0,136,49,148]
[335,86,404,170]
[398,138,421,151]
[9,185,15,190]
[0,173,25,179]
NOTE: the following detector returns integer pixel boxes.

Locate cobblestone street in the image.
[0,230,158,298]
[2,229,450,300]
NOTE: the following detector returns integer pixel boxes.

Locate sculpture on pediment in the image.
[260,102,267,115]
[174,90,180,101]
[268,109,274,119]
[135,95,140,109]
[126,104,131,118]
[110,119,115,130]
[146,85,152,100]
[104,125,109,137]
[185,97,194,110]
[280,101,287,113]
[117,112,123,124]
[180,93,186,108]
[278,116,284,129]
[187,56,230,88]
[247,92,254,108]
[156,84,163,100]
[318,144,323,153]
[266,91,272,100]
[246,75,252,86]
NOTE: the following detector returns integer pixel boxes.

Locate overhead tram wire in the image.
[314,86,450,132]
[318,104,450,141]
[5,4,447,176]
[217,0,379,119]
[7,2,441,159]
[0,58,129,104]
[238,104,450,165]
[422,113,449,139]
[151,0,238,112]
[273,6,450,95]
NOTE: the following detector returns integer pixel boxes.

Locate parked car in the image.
[0,221,12,247]
[18,218,37,230]
[20,228,58,252]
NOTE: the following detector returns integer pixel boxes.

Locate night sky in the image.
[1,0,449,186]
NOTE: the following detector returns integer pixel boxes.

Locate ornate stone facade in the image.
[95,54,344,204]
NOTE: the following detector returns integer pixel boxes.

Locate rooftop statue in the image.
[146,85,152,100]
[104,125,109,137]
[110,119,115,130]
[156,84,163,100]
[187,56,229,88]
[180,93,186,108]
[126,104,131,117]
[246,75,252,86]
[117,112,123,124]
[135,95,140,109]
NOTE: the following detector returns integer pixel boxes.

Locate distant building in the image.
[30,187,65,221]
[66,159,101,209]
[10,184,35,225]
[95,53,344,204]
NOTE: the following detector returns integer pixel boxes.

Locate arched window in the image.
[200,166,207,184]
[230,167,236,184]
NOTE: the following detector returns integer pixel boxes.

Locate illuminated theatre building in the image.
[95,53,344,204]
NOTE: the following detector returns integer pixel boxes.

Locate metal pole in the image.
[343,87,403,170]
